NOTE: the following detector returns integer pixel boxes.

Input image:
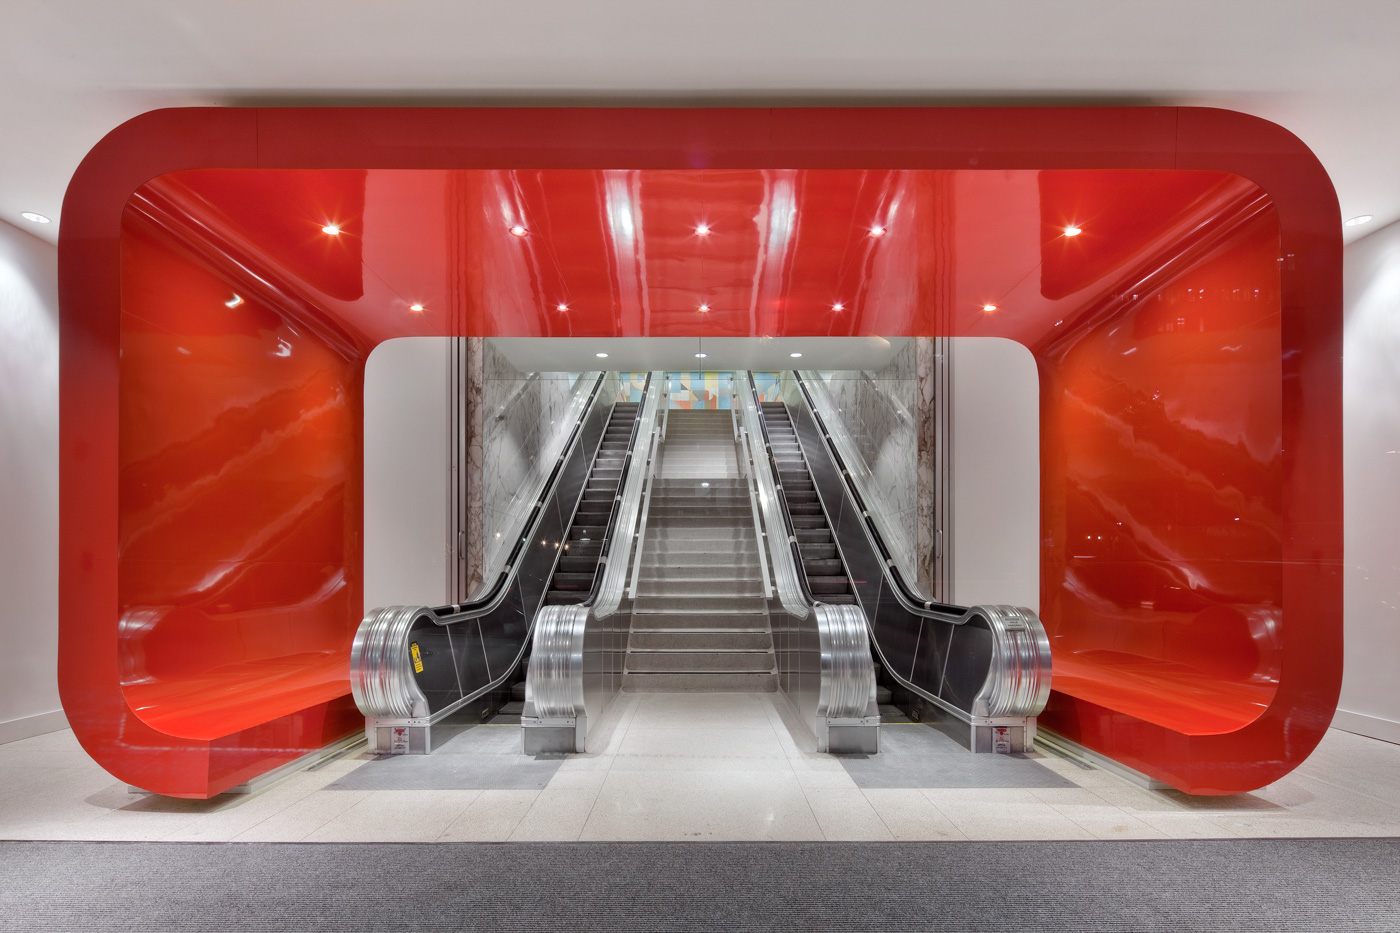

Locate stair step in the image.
[638,567,764,583]
[629,631,772,651]
[623,672,777,692]
[628,610,769,630]
[633,595,767,613]
[637,579,765,598]
[625,650,776,673]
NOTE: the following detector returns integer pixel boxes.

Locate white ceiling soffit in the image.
[3,1,1399,246]
[487,337,909,373]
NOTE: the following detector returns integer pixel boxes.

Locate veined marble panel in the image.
[814,340,923,594]
[478,341,583,587]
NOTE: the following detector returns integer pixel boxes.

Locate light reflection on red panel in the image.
[118,206,363,747]
[1040,211,1285,737]
[58,108,1341,797]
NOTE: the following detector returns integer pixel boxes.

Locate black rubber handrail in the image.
[428,372,609,622]
[789,371,969,619]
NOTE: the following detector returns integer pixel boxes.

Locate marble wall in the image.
[472,340,580,592]
[814,339,927,594]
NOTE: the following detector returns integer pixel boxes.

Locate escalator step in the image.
[804,558,844,576]
[789,515,827,529]
[796,528,832,543]
[558,556,601,573]
[800,544,838,560]
[820,594,858,605]
[808,576,851,595]
[543,591,588,605]
[550,572,596,589]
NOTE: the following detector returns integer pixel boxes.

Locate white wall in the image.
[1339,219,1400,744]
[950,337,1041,613]
[0,220,62,743]
[363,337,451,611]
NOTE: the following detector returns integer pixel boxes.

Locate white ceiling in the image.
[3,1,1398,246]
[487,336,909,374]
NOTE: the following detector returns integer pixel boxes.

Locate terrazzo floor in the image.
[2,692,1398,843]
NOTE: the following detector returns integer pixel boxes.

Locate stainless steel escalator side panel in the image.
[521,372,663,753]
[737,372,879,754]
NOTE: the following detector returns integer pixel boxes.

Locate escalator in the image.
[350,373,655,754]
[761,402,856,606]
[545,401,639,606]
[747,371,1052,754]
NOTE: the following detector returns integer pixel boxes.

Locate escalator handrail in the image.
[584,371,662,618]
[736,372,814,617]
[433,370,611,625]
[789,370,974,623]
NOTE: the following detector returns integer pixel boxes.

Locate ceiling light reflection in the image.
[321,224,341,235]
[409,303,425,313]
[595,352,609,358]
[20,212,50,224]
[1345,215,1375,227]
[509,224,528,237]
[1064,225,1083,237]
[982,303,997,312]
[224,294,244,309]
[868,225,886,237]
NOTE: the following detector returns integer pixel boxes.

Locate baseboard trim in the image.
[1331,708,1400,746]
[0,709,69,746]
[1035,728,1171,790]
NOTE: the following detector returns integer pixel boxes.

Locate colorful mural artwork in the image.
[618,371,782,406]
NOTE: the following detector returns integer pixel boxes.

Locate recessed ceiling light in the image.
[20,212,50,224]
[409,303,425,313]
[509,224,528,237]
[1063,225,1083,237]
[790,352,803,358]
[595,352,609,358]
[698,303,710,312]
[1345,214,1375,227]
[695,223,711,236]
[695,352,708,359]
[831,302,845,312]
[868,225,886,237]
[321,223,341,235]
[224,294,244,308]
[982,303,997,312]
[556,303,569,312]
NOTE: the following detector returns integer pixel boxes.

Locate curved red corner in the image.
[58,107,1341,796]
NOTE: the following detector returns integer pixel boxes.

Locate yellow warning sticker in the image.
[410,642,424,673]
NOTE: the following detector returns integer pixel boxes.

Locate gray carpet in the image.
[2,839,1397,932]
[325,724,562,791]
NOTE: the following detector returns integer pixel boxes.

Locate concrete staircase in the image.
[624,409,777,692]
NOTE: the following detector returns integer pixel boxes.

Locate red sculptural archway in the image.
[58,107,1341,797]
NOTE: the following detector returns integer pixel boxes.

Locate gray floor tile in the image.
[840,722,1075,789]
[324,725,562,791]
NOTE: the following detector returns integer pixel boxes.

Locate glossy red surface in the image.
[58,107,1341,797]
